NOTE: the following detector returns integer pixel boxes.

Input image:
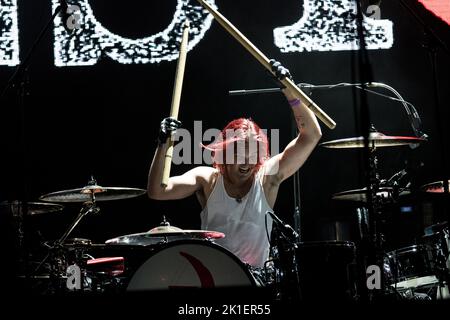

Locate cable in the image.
[297,82,428,140]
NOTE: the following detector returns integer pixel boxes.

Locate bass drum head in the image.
[127,240,256,291]
[295,241,357,300]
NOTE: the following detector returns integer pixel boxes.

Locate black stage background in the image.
[1,0,449,265]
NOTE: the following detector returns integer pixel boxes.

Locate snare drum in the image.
[125,240,257,291]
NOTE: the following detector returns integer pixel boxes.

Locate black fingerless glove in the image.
[269,59,293,89]
[157,117,182,145]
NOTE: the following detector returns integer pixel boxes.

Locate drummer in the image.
[147,60,322,268]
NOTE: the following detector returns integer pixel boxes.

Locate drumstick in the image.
[195,0,336,129]
[161,20,190,187]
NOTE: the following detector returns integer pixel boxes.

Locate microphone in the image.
[388,169,408,185]
[387,161,424,188]
[267,211,299,241]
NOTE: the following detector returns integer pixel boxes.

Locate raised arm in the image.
[264,61,322,184]
[147,117,213,200]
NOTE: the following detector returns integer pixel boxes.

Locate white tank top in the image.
[200,171,273,267]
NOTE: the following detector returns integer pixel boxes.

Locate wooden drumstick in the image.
[195,0,336,129]
[161,20,190,187]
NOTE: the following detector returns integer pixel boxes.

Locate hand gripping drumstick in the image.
[195,0,336,129]
[161,20,190,187]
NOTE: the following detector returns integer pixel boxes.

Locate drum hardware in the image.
[1,201,64,263]
[319,131,426,149]
[332,187,395,203]
[422,222,450,297]
[39,181,147,203]
[378,220,450,301]
[0,201,64,216]
[298,241,359,301]
[267,211,301,302]
[105,216,225,246]
[320,125,428,300]
[31,177,146,291]
[421,180,450,194]
[121,239,256,291]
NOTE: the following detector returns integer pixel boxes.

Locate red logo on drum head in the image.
[168,251,215,289]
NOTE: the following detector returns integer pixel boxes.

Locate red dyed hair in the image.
[203,118,269,174]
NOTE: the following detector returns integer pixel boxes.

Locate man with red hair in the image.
[147,61,322,268]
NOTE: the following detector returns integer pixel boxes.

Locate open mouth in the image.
[239,167,250,174]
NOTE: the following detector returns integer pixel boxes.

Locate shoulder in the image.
[193,167,219,201]
[260,159,283,187]
[189,166,219,183]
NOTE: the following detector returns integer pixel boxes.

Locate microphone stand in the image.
[0,3,66,291]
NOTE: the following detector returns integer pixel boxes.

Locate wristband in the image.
[288,98,301,107]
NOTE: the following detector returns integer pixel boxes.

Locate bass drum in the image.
[126,239,257,291]
[295,241,358,301]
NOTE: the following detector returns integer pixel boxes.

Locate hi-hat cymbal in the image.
[320,132,426,149]
[39,185,146,203]
[421,180,450,193]
[106,226,225,246]
[0,200,64,215]
[332,187,394,202]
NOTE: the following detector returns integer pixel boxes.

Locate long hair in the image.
[203,118,269,174]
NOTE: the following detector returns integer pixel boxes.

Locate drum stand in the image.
[32,180,101,291]
[269,222,302,302]
[431,230,450,299]
[358,140,392,300]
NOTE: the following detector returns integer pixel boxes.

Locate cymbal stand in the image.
[367,151,385,249]
[55,199,100,248]
[359,125,391,299]
[32,185,100,284]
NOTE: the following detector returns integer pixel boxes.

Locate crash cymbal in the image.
[39,186,146,203]
[106,227,225,246]
[421,180,450,193]
[0,200,64,215]
[320,132,426,149]
[332,187,394,202]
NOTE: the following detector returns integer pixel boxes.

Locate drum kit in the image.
[8,178,257,294]
[5,129,449,301]
[316,127,450,301]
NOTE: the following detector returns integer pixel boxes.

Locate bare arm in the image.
[265,87,322,184]
[147,144,213,200]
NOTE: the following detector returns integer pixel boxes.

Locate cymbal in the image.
[0,200,64,215]
[421,180,450,193]
[106,226,225,246]
[39,185,146,203]
[320,132,426,149]
[332,187,394,202]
